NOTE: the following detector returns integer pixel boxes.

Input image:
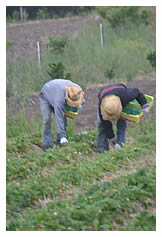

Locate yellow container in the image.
[120,94,154,123]
[64,110,78,119]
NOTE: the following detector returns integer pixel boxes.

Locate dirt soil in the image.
[6,16,156,134]
[6,15,92,62]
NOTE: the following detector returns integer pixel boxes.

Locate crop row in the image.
[6,117,156,230]
[7,166,156,231]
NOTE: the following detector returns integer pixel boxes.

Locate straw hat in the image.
[65,86,84,107]
[100,95,122,120]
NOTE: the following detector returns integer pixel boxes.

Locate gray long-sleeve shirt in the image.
[40,79,82,138]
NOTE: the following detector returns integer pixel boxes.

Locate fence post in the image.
[37,41,41,69]
[100,23,104,49]
[20,7,24,21]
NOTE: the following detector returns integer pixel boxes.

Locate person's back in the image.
[97,83,149,153]
[40,79,84,151]
[41,79,82,108]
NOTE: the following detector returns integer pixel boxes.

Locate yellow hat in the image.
[100,95,122,120]
[65,86,84,107]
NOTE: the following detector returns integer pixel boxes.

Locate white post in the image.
[37,41,41,69]
[100,23,104,49]
[20,7,24,21]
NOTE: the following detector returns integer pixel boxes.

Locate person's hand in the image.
[114,143,121,149]
[77,104,83,110]
[142,107,149,120]
[60,137,68,144]
[142,107,149,114]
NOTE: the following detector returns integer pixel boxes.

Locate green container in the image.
[120,94,154,123]
[65,105,78,112]
[122,97,152,115]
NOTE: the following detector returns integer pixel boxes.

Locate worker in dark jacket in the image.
[97,83,149,153]
[40,79,84,151]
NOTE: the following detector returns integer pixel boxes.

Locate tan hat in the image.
[100,95,122,120]
[65,85,84,107]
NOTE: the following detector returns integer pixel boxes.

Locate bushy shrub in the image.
[104,65,116,79]
[47,37,69,54]
[47,62,72,80]
[96,7,151,28]
[140,10,151,25]
[7,10,20,23]
[36,7,50,20]
[12,10,20,21]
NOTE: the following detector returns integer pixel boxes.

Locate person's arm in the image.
[126,88,150,116]
[127,88,149,107]
[77,98,86,110]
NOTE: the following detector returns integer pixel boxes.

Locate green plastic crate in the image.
[120,94,154,123]
[64,105,78,119]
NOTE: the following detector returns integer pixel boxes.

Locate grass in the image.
[6,13,155,97]
[6,114,156,230]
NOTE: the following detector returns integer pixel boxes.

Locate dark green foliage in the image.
[36,7,50,20]
[6,93,156,231]
[140,10,151,25]
[47,62,72,80]
[104,65,116,79]
[7,10,20,23]
[96,7,151,28]
[7,166,156,231]
[147,51,156,68]
[7,6,94,22]
[133,211,156,230]
[47,62,64,78]
[48,37,69,54]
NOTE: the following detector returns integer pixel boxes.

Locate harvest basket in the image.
[120,94,154,123]
[64,105,78,119]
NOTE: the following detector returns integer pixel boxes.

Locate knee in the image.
[43,115,51,127]
[117,120,127,129]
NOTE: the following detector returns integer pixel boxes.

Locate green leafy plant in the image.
[47,62,72,80]
[12,10,20,22]
[97,7,140,28]
[147,51,156,68]
[140,10,151,25]
[96,7,151,28]
[48,62,64,78]
[104,65,116,79]
[48,37,69,54]
[36,7,50,20]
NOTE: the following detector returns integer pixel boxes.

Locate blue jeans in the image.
[40,96,67,149]
[97,113,127,153]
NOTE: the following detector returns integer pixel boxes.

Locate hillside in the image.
[6,15,92,61]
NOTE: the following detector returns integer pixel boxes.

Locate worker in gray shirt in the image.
[40,79,84,151]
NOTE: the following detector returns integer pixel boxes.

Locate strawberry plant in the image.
[6,116,156,230]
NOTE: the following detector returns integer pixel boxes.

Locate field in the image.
[6,113,156,231]
[6,9,156,231]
